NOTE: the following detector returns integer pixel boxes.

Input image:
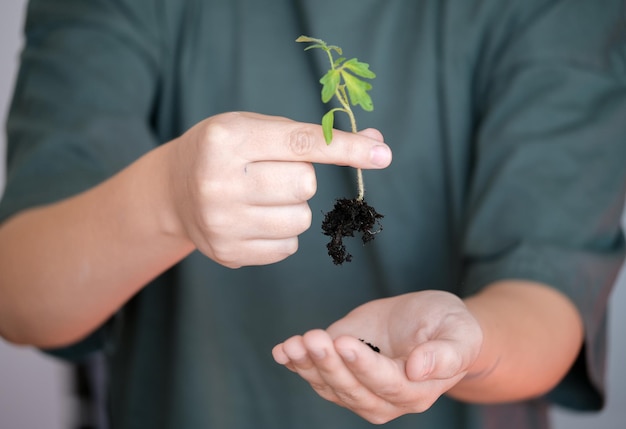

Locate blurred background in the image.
[0,2,624,428]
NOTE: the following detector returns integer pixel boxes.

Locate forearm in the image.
[0,141,194,347]
[447,280,584,403]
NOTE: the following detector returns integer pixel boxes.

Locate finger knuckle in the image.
[276,206,311,237]
[335,388,367,405]
[198,175,227,201]
[202,112,239,144]
[309,381,327,392]
[265,239,300,264]
[281,237,299,257]
[288,127,317,157]
[206,241,241,269]
[207,234,235,259]
[294,204,313,233]
[310,383,338,403]
[375,381,404,399]
[296,164,317,200]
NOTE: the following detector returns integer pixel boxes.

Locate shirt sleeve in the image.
[460,0,626,410]
[0,0,162,357]
[0,0,161,222]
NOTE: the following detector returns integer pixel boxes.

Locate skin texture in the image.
[0,112,391,347]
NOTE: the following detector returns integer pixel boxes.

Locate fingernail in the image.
[370,145,391,167]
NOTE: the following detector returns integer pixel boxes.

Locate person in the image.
[1,1,625,428]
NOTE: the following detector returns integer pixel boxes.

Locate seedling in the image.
[296,36,383,264]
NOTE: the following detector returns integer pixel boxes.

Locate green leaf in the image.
[319,69,340,103]
[342,58,376,79]
[342,72,374,111]
[296,36,342,55]
[327,45,343,55]
[296,36,329,53]
[321,110,335,144]
[296,35,324,44]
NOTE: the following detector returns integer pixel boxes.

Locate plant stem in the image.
[335,87,365,201]
[355,169,365,202]
[325,49,336,71]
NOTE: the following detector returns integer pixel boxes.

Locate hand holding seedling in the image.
[272,291,483,424]
[296,36,385,264]
[168,112,391,268]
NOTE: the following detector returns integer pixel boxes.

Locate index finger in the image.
[223,112,392,169]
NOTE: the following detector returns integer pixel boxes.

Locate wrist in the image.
[447,281,583,404]
[151,139,195,246]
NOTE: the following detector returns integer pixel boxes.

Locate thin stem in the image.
[355,169,365,201]
[325,49,335,70]
[334,86,364,201]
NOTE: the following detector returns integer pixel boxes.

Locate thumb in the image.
[323,127,392,169]
[298,126,391,169]
[405,340,468,381]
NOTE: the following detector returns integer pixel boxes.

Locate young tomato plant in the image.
[296,36,383,265]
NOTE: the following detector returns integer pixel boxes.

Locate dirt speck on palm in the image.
[321,198,383,265]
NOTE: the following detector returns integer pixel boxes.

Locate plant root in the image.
[321,197,383,265]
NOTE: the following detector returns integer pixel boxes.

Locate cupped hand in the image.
[272,291,483,424]
[166,112,391,268]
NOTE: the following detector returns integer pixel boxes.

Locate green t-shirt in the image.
[2,1,625,428]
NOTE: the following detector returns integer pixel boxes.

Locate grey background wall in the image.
[0,6,75,429]
[0,2,624,428]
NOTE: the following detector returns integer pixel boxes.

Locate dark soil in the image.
[321,197,383,265]
[359,339,381,353]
